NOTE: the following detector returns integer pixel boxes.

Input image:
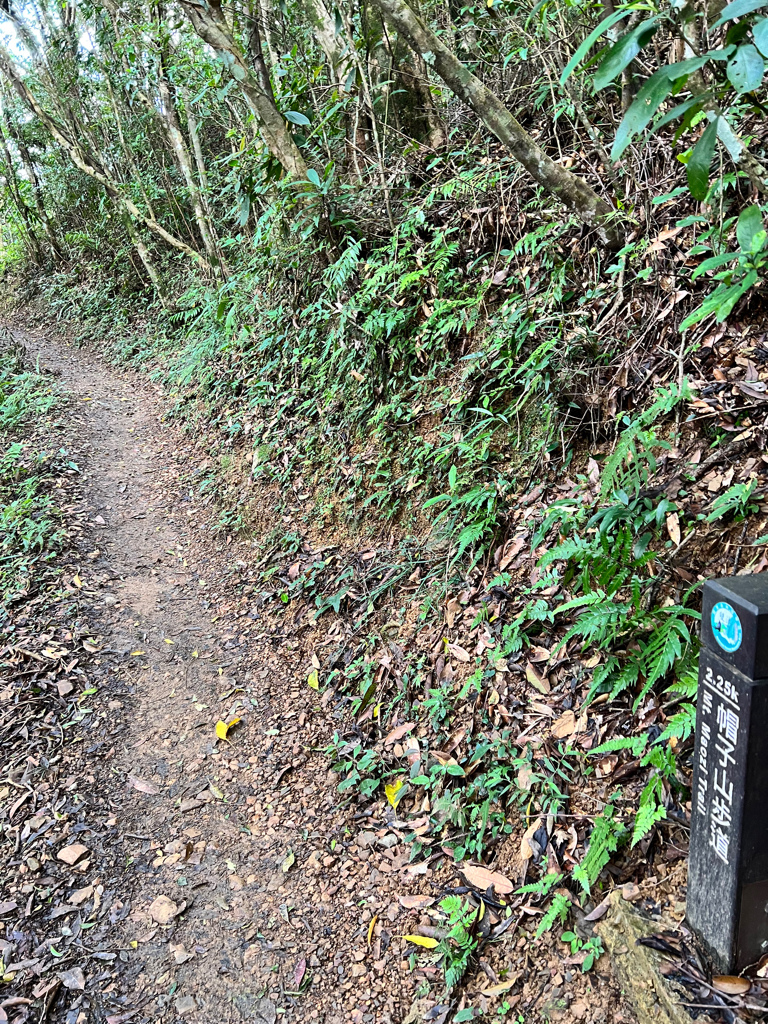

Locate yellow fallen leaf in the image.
[215,718,240,742]
[130,650,145,657]
[403,935,439,949]
[209,784,224,799]
[481,975,521,996]
[307,670,319,690]
[73,574,83,588]
[367,913,378,948]
[164,638,175,645]
[525,661,550,694]
[192,650,199,658]
[385,779,404,808]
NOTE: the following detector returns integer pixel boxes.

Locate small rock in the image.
[70,886,93,906]
[57,844,88,866]
[57,680,74,698]
[357,831,377,849]
[175,995,196,1015]
[180,798,204,812]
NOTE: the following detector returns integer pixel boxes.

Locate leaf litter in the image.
[7,313,768,1024]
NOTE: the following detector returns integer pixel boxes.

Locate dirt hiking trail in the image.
[5,325,415,1024]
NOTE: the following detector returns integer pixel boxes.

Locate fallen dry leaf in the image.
[666,511,681,546]
[384,721,416,745]
[712,976,750,995]
[215,717,240,742]
[58,967,86,991]
[148,895,181,925]
[551,710,576,739]
[128,777,160,795]
[460,863,515,895]
[448,643,470,663]
[480,974,521,996]
[525,661,550,694]
[385,779,404,808]
[397,895,435,910]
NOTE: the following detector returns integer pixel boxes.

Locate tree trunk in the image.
[156,56,226,276]
[0,43,213,272]
[0,117,43,262]
[119,206,172,310]
[370,0,623,247]
[12,132,64,260]
[178,0,308,180]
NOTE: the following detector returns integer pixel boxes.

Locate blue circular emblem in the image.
[711,601,743,653]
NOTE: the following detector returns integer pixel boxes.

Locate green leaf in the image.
[612,70,674,159]
[715,269,758,320]
[284,110,311,125]
[716,115,744,159]
[754,17,768,54]
[714,0,768,27]
[306,167,322,187]
[559,7,640,85]
[727,43,765,91]
[736,204,766,251]
[593,17,660,91]
[650,95,700,135]
[686,119,718,200]
[691,252,739,279]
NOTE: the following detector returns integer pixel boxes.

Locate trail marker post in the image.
[688,576,768,971]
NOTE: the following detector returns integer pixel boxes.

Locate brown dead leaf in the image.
[499,535,526,572]
[445,597,461,628]
[665,512,681,546]
[480,973,521,996]
[551,710,576,739]
[520,818,543,861]
[58,967,86,991]
[448,643,471,663]
[460,863,515,895]
[397,895,435,910]
[713,976,750,995]
[384,722,416,745]
[148,895,182,925]
[128,777,160,795]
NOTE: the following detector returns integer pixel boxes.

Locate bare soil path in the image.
[4,325,413,1024]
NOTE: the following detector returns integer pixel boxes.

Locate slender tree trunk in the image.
[0,119,43,262]
[12,133,64,260]
[179,83,211,198]
[178,0,308,180]
[370,0,623,247]
[156,56,226,276]
[119,206,172,310]
[0,43,213,272]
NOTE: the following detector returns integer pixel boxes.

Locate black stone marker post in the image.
[688,576,768,972]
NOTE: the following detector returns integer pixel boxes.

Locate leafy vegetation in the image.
[2,0,768,1001]
[0,349,65,602]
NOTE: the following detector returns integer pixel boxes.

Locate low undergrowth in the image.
[0,345,67,606]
